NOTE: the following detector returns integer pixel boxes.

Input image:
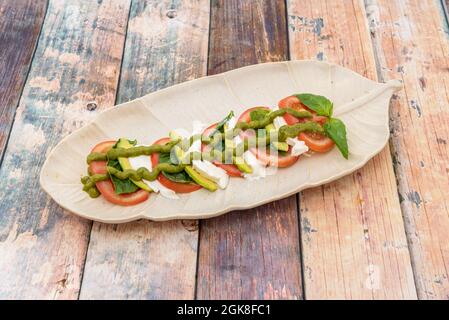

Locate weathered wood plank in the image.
[0,0,47,159]
[196,0,303,300]
[0,0,129,299]
[79,0,209,300]
[287,0,417,299]
[366,0,449,299]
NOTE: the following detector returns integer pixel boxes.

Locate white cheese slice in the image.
[192,160,229,189]
[287,137,309,156]
[227,116,237,130]
[128,154,179,200]
[273,115,287,130]
[242,150,269,181]
[233,134,243,145]
[188,139,201,153]
[186,121,207,154]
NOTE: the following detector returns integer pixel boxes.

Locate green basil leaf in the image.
[158,153,194,184]
[324,118,349,159]
[209,111,235,137]
[250,109,270,121]
[107,159,139,194]
[112,138,137,149]
[296,93,333,117]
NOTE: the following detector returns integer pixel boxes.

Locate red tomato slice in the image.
[150,137,202,193]
[278,95,334,153]
[278,95,312,125]
[237,106,299,168]
[299,132,335,153]
[201,123,243,177]
[237,106,271,140]
[89,141,149,206]
[250,146,300,168]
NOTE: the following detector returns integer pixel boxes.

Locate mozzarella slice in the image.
[128,154,179,200]
[188,139,201,153]
[242,151,269,181]
[273,115,287,130]
[227,116,237,130]
[192,160,229,189]
[185,121,207,154]
[287,137,309,156]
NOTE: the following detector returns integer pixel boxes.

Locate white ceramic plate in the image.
[40,60,401,223]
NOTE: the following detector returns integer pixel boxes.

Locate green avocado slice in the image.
[173,145,218,192]
[116,138,152,192]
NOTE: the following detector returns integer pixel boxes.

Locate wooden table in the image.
[0,0,448,300]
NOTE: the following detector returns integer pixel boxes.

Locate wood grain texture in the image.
[0,0,129,299]
[287,0,417,299]
[196,0,303,300]
[366,0,449,299]
[79,0,210,299]
[0,0,47,159]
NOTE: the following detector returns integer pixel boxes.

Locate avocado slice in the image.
[173,145,218,192]
[272,141,289,152]
[184,166,218,192]
[233,156,253,174]
[265,123,275,132]
[116,138,152,192]
[266,123,289,151]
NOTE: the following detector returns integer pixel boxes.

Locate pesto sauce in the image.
[234,108,311,130]
[86,139,181,164]
[81,163,186,197]
[83,108,322,198]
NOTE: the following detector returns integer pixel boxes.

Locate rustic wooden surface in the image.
[196,0,303,300]
[0,0,47,159]
[367,0,449,300]
[287,0,417,299]
[0,0,448,300]
[0,0,129,299]
[79,0,209,300]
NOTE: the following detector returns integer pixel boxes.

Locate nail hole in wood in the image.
[86,101,98,111]
[166,10,176,19]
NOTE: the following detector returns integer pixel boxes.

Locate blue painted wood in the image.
[0,0,130,299]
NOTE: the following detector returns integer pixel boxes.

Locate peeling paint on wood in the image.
[367,0,449,299]
[0,0,47,160]
[79,0,209,300]
[0,0,129,299]
[196,0,303,300]
[287,0,417,299]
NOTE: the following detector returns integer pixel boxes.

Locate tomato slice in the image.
[237,106,299,168]
[89,141,149,206]
[201,123,243,177]
[278,95,312,125]
[150,137,202,193]
[299,132,335,153]
[278,95,334,153]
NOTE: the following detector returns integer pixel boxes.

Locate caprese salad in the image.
[81,93,348,206]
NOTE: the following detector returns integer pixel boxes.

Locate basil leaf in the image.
[112,138,137,149]
[250,108,270,121]
[158,152,194,184]
[209,111,235,137]
[324,118,349,159]
[296,93,333,117]
[107,159,139,194]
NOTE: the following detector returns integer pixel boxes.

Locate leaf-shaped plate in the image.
[40,61,401,223]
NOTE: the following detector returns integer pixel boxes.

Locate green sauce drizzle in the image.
[82,108,322,198]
